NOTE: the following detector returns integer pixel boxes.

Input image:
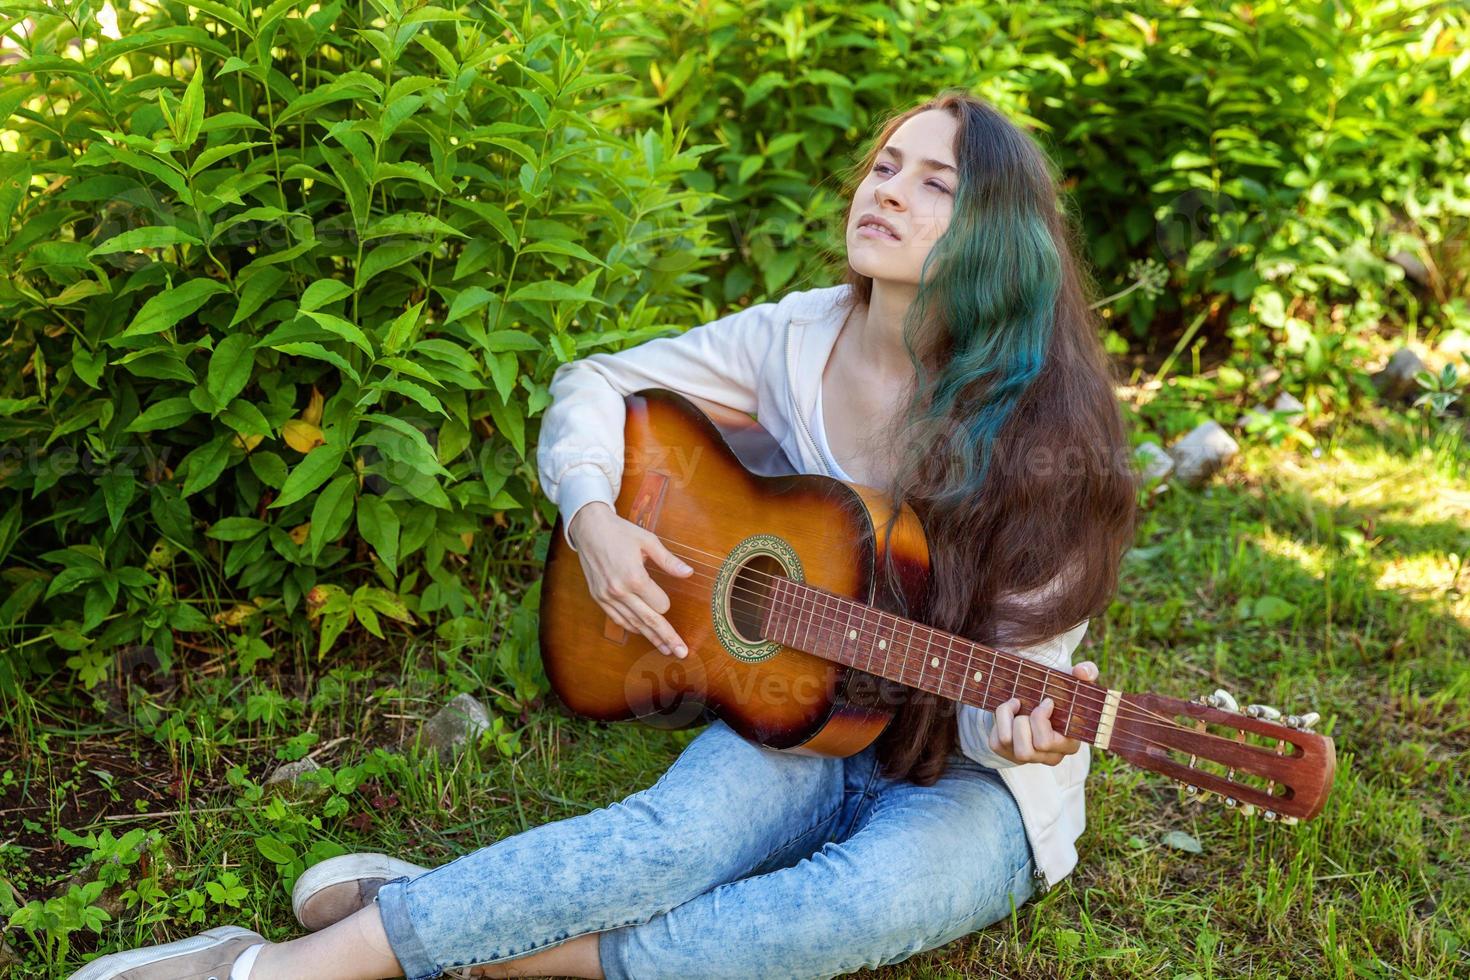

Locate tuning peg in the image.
[1222,796,1237,809]
[1200,689,1239,712]
[1281,815,1300,826]
[1239,803,1257,817]
[1263,809,1277,821]
[1285,711,1321,731]
[1246,703,1281,721]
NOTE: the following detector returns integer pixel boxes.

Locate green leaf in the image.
[383,300,424,355]
[229,266,288,327]
[207,333,256,411]
[302,310,376,358]
[188,140,269,176]
[271,444,345,510]
[178,60,205,146]
[356,494,400,574]
[369,377,446,417]
[357,414,453,478]
[89,225,202,257]
[357,240,434,289]
[362,212,468,241]
[115,278,231,341]
[308,474,357,558]
[0,500,21,567]
[507,280,601,304]
[99,470,135,532]
[255,836,298,865]
[445,286,493,324]
[126,396,198,432]
[299,279,353,313]
[181,435,233,497]
[271,342,362,385]
[520,239,605,266]
[207,517,268,541]
[220,398,273,439]
[488,396,524,458]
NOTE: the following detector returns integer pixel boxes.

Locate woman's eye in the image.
[873,164,949,194]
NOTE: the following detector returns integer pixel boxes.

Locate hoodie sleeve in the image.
[535,298,787,552]
[956,599,1091,770]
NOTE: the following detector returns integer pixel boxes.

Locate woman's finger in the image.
[993,697,1018,753]
[1030,698,1061,753]
[621,593,687,657]
[1011,708,1036,760]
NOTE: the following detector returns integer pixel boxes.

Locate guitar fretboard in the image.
[759,576,1101,744]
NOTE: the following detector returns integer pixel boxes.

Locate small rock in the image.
[1437,330,1470,361]
[1270,390,1305,423]
[419,693,492,756]
[265,757,326,798]
[1372,347,1426,401]
[1133,442,1174,483]
[1387,250,1430,286]
[1167,420,1239,488]
[1,934,23,975]
[1235,404,1271,429]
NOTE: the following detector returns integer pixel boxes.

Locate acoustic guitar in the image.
[539,389,1336,822]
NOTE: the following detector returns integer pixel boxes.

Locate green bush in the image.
[2,0,1466,691]
[0,0,724,689]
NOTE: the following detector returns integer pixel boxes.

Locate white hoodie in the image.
[535,281,1091,891]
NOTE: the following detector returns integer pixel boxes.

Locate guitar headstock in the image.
[1105,687,1336,822]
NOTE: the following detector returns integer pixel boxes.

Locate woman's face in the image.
[846,108,959,287]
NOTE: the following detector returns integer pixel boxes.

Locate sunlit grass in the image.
[3,409,1466,978]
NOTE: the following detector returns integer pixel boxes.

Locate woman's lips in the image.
[857,223,900,241]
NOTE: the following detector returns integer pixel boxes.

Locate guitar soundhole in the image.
[727,553,787,644]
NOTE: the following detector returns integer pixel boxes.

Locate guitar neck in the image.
[760,576,1106,746]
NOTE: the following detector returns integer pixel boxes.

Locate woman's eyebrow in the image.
[880,145,957,174]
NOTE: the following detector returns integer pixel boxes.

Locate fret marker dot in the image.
[930,656,939,668]
[877,639,886,650]
[848,629,857,640]
[973,671,983,682]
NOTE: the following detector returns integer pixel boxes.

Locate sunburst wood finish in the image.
[540,388,924,757]
[539,389,1336,820]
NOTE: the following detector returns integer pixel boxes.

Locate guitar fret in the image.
[1061,677,1077,739]
[805,587,817,655]
[816,589,835,661]
[873,606,887,678]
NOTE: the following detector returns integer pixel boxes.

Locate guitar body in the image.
[540,388,929,757]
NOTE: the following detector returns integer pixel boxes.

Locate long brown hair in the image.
[830,90,1138,785]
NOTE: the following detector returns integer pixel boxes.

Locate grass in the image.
[1,407,1466,979]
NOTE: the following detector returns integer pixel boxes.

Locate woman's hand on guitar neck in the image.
[987,661,1099,766]
[568,502,696,658]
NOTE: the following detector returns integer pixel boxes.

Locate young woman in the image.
[71,89,1137,980]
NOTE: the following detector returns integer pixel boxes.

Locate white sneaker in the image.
[290,853,429,931]
[67,925,265,980]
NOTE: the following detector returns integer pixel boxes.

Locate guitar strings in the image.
[632,560,1280,770]
[643,532,1180,731]
[645,537,1218,742]
[580,531,1275,757]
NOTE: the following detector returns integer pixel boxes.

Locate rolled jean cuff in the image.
[596,925,633,980]
[375,876,439,980]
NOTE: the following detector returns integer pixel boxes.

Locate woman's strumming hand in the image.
[568,502,695,658]
[987,661,1099,766]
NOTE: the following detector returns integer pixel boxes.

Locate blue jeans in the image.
[375,717,1036,980]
